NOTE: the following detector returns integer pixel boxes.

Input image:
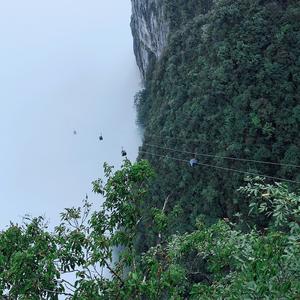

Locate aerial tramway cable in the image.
[142,139,300,169]
[139,150,300,185]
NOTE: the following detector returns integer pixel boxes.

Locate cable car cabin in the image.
[99,135,103,141]
[189,158,198,167]
[121,149,127,157]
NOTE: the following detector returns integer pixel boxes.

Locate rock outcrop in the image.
[131,0,169,81]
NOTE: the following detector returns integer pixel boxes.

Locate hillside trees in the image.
[0,159,299,299]
[136,0,300,250]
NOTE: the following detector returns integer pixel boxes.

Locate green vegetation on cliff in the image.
[136,0,300,251]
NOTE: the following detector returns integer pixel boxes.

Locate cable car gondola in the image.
[121,147,127,157]
[189,158,198,167]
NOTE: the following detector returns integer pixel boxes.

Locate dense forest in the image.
[0,160,299,299]
[136,0,300,251]
[0,0,299,298]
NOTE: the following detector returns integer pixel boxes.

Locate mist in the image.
[0,1,141,228]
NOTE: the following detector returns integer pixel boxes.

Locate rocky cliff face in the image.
[131,0,169,81]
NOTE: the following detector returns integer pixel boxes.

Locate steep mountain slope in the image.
[131,0,169,80]
[132,0,300,251]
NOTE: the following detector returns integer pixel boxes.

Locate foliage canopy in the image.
[0,160,299,299]
[136,0,300,251]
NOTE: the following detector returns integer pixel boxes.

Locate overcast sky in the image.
[0,1,141,228]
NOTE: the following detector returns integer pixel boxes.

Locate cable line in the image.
[143,141,300,169]
[140,150,190,164]
[139,150,300,185]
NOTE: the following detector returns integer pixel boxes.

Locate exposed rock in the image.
[131,0,169,81]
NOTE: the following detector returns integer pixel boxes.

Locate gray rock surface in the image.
[131,0,169,81]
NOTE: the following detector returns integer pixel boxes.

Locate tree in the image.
[0,159,155,299]
[0,160,299,299]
